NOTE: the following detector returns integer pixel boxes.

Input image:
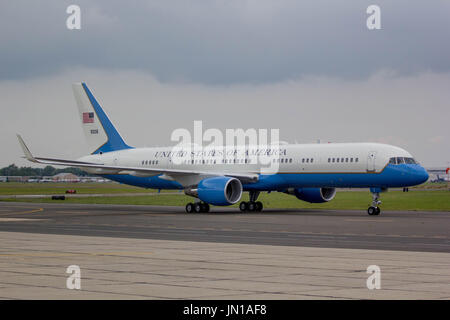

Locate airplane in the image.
[17,83,429,216]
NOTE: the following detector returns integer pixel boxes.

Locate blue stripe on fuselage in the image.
[243,164,428,190]
[101,164,428,191]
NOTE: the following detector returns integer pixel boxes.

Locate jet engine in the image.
[286,187,336,203]
[196,176,243,206]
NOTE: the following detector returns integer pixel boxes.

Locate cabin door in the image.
[367,151,377,172]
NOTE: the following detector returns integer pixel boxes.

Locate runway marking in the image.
[0,206,44,217]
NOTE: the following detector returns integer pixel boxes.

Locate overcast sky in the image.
[0,1,449,167]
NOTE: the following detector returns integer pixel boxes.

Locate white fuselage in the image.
[79,142,417,189]
[81,142,411,174]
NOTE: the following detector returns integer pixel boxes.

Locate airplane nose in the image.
[416,167,429,184]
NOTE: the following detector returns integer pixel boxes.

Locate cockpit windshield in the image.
[389,157,418,165]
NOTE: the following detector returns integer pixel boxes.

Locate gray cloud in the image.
[0,1,449,84]
[1,1,449,169]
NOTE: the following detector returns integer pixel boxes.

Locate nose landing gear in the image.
[368,191,381,215]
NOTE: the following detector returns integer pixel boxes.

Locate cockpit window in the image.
[389,157,417,165]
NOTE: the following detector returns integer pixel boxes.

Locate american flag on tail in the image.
[83,112,94,123]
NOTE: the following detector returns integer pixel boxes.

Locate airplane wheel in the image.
[202,203,210,213]
[185,203,194,213]
[368,206,377,215]
[194,203,202,213]
[255,201,263,212]
[375,207,381,215]
[248,201,256,212]
[239,201,248,212]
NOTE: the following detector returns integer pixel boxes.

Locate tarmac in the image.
[0,202,449,299]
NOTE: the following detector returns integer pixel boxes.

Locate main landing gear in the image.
[185,202,210,213]
[367,191,381,216]
[239,191,263,212]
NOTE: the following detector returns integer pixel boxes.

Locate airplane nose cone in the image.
[416,167,429,184]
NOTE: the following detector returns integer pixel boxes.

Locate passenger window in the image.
[355,158,359,162]
[311,158,313,163]
[289,158,292,163]
[302,158,305,163]
[332,158,335,163]
[337,158,339,163]
[350,158,353,162]
[345,158,348,162]
[306,158,309,163]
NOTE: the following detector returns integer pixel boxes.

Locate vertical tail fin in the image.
[72,83,132,154]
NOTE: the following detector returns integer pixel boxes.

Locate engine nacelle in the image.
[197,176,243,206]
[287,187,336,203]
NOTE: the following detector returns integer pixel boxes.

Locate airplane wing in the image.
[17,135,259,183]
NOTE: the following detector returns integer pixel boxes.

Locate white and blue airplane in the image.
[17,83,429,215]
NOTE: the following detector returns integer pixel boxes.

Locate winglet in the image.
[16,134,38,163]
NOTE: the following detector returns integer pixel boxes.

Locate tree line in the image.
[0,164,92,177]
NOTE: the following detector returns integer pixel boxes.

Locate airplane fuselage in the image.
[79,142,429,191]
